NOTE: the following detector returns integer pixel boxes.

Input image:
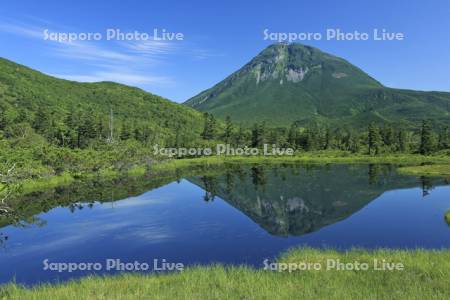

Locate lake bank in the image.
[1,248,449,299]
[16,152,450,194]
[397,164,450,176]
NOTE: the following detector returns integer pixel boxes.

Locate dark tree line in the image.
[2,103,448,155]
[0,105,198,149]
[200,115,449,155]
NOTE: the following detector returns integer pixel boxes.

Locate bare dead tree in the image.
[0,163,16,214]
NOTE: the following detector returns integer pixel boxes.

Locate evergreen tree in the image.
[419,120,436,155]
[120,123,131,140]
[201,113,209,140]
[64,110,79,148]
[287,123,299,148]
[273,128,288,147]
[0,106,7,130]
[141,125,152,144]
[251,123,259,147]
[251,122,266,148]
[368,123,382,155]
[174,124,182,148]
[259,121,266,146]
[348,132,360,153]
[341,130,351,151]
[33,107,51,133]
[223,116,234,144]
[209,114,217,139]
[81,114,97,140]
[305,127,319,151]
[267,129,277,145]
[235,125,246,146]
[437,125,449,150]
[201,113,217,140]
[381,125,395,150]
[324,127,333,150]
[397,129,408,152]
[54,122,68,147]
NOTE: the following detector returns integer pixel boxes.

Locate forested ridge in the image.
[0,57,448,184]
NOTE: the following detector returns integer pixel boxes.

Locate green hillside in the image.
[185,43,450,127]
[0,54,448,187]
[0,57,204,146]
[0,57,206,180]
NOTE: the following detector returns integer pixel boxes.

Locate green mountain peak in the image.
[185,43,449,128]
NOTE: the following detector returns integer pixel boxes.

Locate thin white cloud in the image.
[191,48,224,60]
[0,22,44,39]
[51,40,140,63]
[0,22,144,63]
[0,19,175,87]
[125,39,179,56]
[0,20,175,65]
[49,71,172,86]
[0,18,221,91]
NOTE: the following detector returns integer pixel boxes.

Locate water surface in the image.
[0,164,449,285]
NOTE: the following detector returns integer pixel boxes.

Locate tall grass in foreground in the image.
[1,248,449,299]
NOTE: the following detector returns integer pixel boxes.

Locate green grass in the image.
[156,152,450,166]
[1,248,449,299]
[397,164,450,176]
[20,173,75,194]
[445,210,450,226]
[19,165,148,194]
[126,165,147,177]
[150,152,450,175]
[15,152,450,194]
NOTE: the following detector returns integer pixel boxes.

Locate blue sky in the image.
[1,0,449,102]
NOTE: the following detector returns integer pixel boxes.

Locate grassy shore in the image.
[397,164,450,176]
[154,152,450,167]
[15,152,450,194]
[19,166,148,194]
[1,248,449,299]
